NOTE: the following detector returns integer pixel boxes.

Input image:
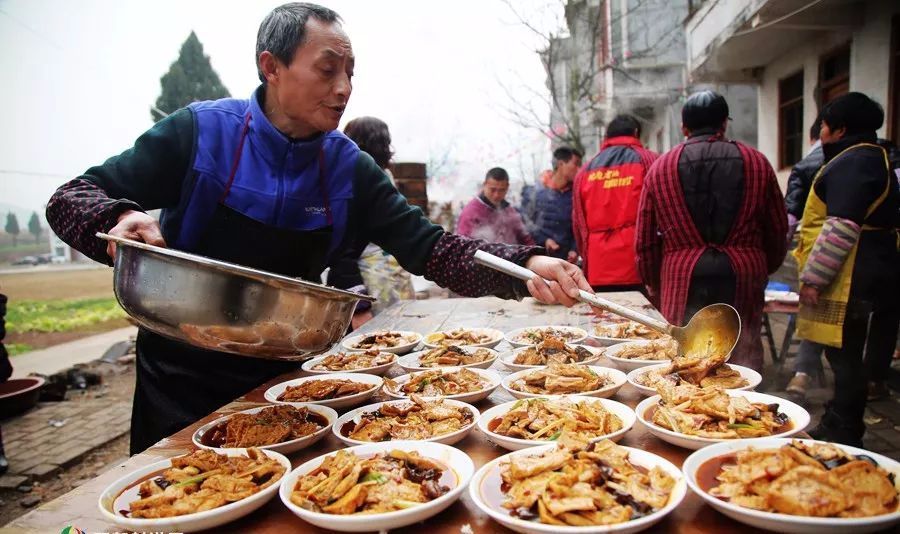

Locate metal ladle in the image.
[474,251,741,361]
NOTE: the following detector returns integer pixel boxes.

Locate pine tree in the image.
[152,31,230,122]
[5,212,20,247]
[28,211,42,244]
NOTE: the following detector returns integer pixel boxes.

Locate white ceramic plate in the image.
[499,344,604,371]
[280,440,474,532]
[683,438,900,534]
[263,372,383,410]
[192,404,337,455]
[636,390,810,450]
[301,351,397,376]
[477,396,635,451]
[470,442,687,534]
[590,323,673,348]
[383,367,501,404]
[333,398,480,446]
[340,330,422,354]
[99,448,290,533]
[422,327,504,349]
[504,325,589,348]
[626,363,762,397]
[603,340,675,372]
[501,365,627,400]
[397,346,499,372]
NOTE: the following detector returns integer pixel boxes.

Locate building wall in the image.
[757,0,899,189]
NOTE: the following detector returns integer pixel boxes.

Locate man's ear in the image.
[834,126,847,140]
[258,51,280,85]
[681,123,690,137]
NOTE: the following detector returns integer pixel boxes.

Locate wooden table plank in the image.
[8,295,767,533]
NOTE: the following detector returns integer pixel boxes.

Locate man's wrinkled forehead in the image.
[302,19,354,61]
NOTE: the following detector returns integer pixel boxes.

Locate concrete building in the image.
[687,0,900,187]
[546,0,758,157]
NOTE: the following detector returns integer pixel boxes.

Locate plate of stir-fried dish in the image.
[341,330,422,354]
[423,327,504,349]
[636,382,809,450]
[505,326,589,348]
[397,346,499,372]
[628,362,760,397]
[502,362,627,400]
[100,448,289,532]
[478,396,635,451]
[591,321,672,347]
[264,373,383,410]
[501,337,603,371]
[604,339,679,372]
[302,350,397,376]
[281,441,474,532]
[333,396,479,446]
[470,439,686,534]
[683,438,900,533]
[384,367,501,403]
[192,404,336,455]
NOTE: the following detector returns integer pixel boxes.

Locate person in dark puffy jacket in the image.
[784,116,824,239]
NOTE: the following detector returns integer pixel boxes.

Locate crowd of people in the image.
[17,2,895,454]
[453,89,900,447]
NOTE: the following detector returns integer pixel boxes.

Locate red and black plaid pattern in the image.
[637,138,788,370]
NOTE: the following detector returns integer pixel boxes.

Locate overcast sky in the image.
[0,0,561,215]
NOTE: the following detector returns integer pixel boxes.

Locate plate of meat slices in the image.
[636,382,809,450]
[192,404,337,455]
[280,441,474,532]
[301,350,397,376]
[505,325,588,348]
[501,362,627,400]
[683,438,900,533]
[383,367,501,404]
[603,339,680,372]
[397,345,499,372]
[264,373,383,410]
[591,321,673,348]
[477,396,635,451]
[470,439,686,534]
[500,337,603,371]
[423,327,504,349]
[341,330,422,354]
[333,396,480,446]
[627,362,761,397]
[99,447,290,533]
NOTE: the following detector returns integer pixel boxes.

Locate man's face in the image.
[268,19,354,135]
[819,121,845,145]
[482,178,509,206]
[560,156,582,183]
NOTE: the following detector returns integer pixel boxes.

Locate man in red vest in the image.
[573,114,657,292]
[636,91,788,372]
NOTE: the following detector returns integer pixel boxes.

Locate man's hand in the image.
[799,284,820,306]
[107,210,166,260]
[544,238,560,252]
[566,251,578,264]
[524,255,592,307]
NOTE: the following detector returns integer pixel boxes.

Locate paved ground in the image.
[10,327,136,379]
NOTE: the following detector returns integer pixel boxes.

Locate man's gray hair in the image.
[256,2,342,82]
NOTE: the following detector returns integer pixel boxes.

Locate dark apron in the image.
[130,122,337,454]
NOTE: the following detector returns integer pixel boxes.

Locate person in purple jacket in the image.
[456,167,535,246]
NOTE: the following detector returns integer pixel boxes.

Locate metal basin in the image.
[98,233,374,361]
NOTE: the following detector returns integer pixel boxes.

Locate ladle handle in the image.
[473,251,671,335]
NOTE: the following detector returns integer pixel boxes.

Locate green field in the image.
[6,297,126,333]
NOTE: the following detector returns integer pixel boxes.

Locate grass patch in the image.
[6,297,126,333]
[5,343,33,356]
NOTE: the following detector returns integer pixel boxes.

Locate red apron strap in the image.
[219,113,252,203]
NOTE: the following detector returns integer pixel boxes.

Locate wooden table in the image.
[9,295,769,533]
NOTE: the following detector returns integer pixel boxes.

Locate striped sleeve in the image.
[799,216,861,288]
